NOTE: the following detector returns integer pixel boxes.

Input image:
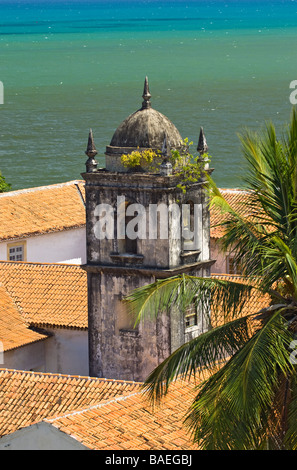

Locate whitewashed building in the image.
[0,180,86,265]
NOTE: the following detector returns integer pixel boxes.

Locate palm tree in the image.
[125,109,297,450]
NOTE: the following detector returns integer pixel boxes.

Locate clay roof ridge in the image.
[211,273,261,283]
[0,180,85,199]
[211,273,261,281]
[45,390,144,424]
[219,187,252,194]
[0,260,83,268]
[0,280,33,321]
[45,375,203,425]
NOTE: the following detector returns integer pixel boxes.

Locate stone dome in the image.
[109,77,183,151]
[110,106,183,150]
[105,77,183,172]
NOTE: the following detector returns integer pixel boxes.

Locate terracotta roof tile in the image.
[210,188,253,239]
[45,376,201,450]
[0,261,87,329]
[0,368,142,438]
[0,181,86,241]
[0,284,48,351]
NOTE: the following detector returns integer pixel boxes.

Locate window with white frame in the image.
[8,244,25,261]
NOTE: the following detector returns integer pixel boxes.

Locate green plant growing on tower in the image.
[121,148,162,172]
[170,138,211,193]
[121,138,211,193]
[0,170,11,193]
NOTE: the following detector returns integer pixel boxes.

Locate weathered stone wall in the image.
[87,268,171,382]
[83,170,214,382]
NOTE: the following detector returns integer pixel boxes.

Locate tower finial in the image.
[85,128,97,158]
[142,76,151,109]
[85,128,98,173]
[197,127,208,156]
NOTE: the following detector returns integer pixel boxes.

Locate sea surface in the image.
[0,0,297,190]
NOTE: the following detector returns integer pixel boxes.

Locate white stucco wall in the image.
[0,422,88,450]
[1,340,47,372]
[44,328,88,376]
[1,328,88,376]
[0,227,86,265]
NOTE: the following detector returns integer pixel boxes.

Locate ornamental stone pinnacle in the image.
[197,126,208,156]
[142,76,152,109]
[85,128,98,173]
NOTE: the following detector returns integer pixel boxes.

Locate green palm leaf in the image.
[142,313,253,404]
[125,273,254,326]
[185,310,294,449]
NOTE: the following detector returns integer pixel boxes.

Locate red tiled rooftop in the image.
[0,262,269,337]
[0,261,87,329]
[210,188,253,239]
[0,368,142,438]
[45,376,201,450]
[0,284,48,351]
[0,180,86,241]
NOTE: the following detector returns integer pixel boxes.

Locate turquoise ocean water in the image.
[0,0,297,190]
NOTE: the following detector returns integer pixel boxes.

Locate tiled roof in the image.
[0,368,142,438]
[0,284,48,352]
[0,262,87,329]
[211,273,270,328]
[210,188,253,239]
[0,180,86,241]
[45,376,200,450]
[0,181,249,242]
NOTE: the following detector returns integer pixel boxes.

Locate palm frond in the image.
[142,313,253,404]
[185,309,294,449]
[208,116,297,293]
[264,236,297,297]
[124,274,255,327]
[240,115,297,241]
[207,176,272,279]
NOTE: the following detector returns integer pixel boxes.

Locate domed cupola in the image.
[105,77,183,171]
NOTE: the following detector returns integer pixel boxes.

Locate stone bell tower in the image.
[82,78,214,382]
